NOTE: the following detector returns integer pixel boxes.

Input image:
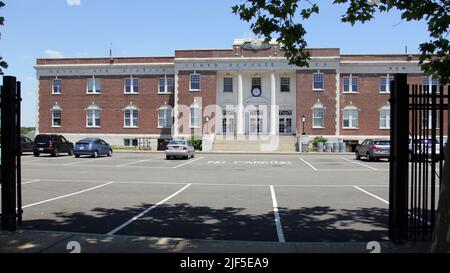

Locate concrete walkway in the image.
[0,229,430,253]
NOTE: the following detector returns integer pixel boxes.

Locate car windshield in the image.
[374,141,390,145]
[35,135,57,142]
[78,139,95,144]
[169,141,186,145]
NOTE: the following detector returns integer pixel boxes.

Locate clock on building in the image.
[251,88,262,97]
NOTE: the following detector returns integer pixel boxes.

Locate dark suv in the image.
[33,134,74,157]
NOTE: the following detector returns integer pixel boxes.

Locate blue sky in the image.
[0,0,430,127]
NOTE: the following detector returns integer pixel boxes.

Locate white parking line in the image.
[116,159,156,167]
[353,185,389,204]
[22,179,41,185]
[106,183,192,236]
[270,185,286,243]
[173,157,204,169]
[22,181,114,209]
[342,158,379,171]
[299,157,318,171]
[63,157,110,166]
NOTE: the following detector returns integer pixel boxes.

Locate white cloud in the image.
[45,49,65,58]
[25,76,36,81]
[66,0,81,6]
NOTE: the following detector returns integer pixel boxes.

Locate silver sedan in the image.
[165,140,195,160]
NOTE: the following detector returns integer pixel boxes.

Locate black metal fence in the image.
[389,74,448,243]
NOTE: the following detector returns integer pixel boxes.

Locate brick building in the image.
[35,38,447,151]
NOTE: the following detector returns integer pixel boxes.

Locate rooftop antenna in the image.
[405,45,408,54]
[109,42,114,64]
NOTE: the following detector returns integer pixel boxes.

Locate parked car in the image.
[409,138,442,162]
[74,138,113,158]
[355,139,390,161]
[33,134,73,157]
[20,136,34,155]
[165,140,195,160]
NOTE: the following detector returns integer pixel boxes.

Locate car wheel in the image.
[191,153,195,159]
[53,149,60,157]
[108,150,113,157]
[34,152,40,157]
[75,155,80,158]
[366,152,373,162]
[68,149,73,156]
[166,155,170,160]
[355,151,360,160]
[92,151,98,158]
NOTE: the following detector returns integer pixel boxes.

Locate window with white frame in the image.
[123,138,138,147]
[422,110,440,129]
[423,76,440,93]
[159,76,174,94]
[51,105,62,127]
[124,105,139,128]
[343,106,359,129]
[86,105,101,127]
[343,75,359,93]
[280,77,290,92]
[252,76,262,90]
[380,75,394,93]
[124,76,139,94]
[158,106,173,128]
[87,77,101,94]
[190,74,201,91]
[379,105,390,129]
[313,73,324,90]
[190,104,201,128]
[224,77,233,92]
[52,79,62,94]
[312,103,324,128]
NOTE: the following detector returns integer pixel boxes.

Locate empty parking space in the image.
[18,152,391,243]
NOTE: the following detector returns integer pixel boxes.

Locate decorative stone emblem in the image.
[242,39,271,51]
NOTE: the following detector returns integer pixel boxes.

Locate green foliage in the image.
[189,135,203,150]
[21,127,35,136]
[312,136,328,147]
[0,1,7,75]
[233,0,450,83]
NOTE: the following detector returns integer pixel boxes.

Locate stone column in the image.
[173,72,179,137]
[236,70,244,135]
[270,70,277,135]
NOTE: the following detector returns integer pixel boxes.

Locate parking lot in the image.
[7,152,391,243]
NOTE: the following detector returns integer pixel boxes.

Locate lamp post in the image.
[205,116,210,135]
[301,115,306,135]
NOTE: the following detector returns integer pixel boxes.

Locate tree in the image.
[0,1,7,75]
[232,0,450,84]
[233,0,450,252]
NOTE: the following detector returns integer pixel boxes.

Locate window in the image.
[379,105,390,129]
[158,106,173,128]
[252,77,262,90]
[51,106,62,127]
[380,75,394,93]
[313,73,324,90]
[87,77,101,94]
[423,76,440,93]
[52,79,62,94]
[86,105,101,127]
[312,103,324,128]
[124,76,139,94]
[422,110,440,129]
[124,105,139,128]
[190,104,201,128]
[280,77,290,92]
[159,76,174,94]
[123,138,138,147]
[224,77,233,92]
[190,74,201,91]
[343,75,359,93]
[343,106,359,129]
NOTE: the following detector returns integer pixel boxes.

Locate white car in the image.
[165,140,195,160]
[408,138,442,162]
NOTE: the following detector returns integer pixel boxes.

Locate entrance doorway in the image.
[246,108,265,135]
[279,110,293,135]
[222,110,236,135]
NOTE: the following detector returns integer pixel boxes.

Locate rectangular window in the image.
[380,76,394,93]
[252,77,262,90]
[86,109,101,127]
[280,77,290,92]
[87,78,101,94]
[224,77,233,92]
[190,107,200,128]
[313,73,324,90]
[422,110,440,129]
[124,77,139,94]
[343,109,359,129]
[124,109,139,127]
[123,139,138,147]
[159,76,174,94]
[190,74,201,91]
[158,108,173,128]
[380,109,390,129]
[313,108,324,128]
[423,77,440,93]
[343,76,359,93]
[52,110,61,127]
[52,79,62,94]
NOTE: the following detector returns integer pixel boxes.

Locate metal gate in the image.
[1,76,23,231]
[389,74,449,243]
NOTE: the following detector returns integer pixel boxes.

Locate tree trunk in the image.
[431,106,450,252]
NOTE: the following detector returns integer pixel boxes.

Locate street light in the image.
[301,115,306,135]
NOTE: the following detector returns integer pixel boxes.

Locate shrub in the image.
[189,135,202,151]
[312,136,328,147]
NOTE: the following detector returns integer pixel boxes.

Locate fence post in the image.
[389,74,409,243]
[1,76,18,231]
